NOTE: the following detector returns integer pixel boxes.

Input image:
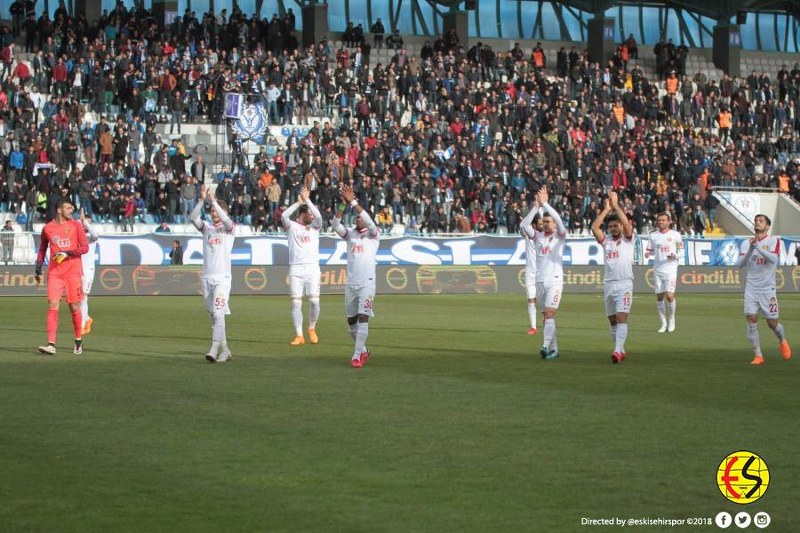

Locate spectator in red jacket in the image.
[11,60,30,87]
[52,57,68,97]
[612,161,629,190]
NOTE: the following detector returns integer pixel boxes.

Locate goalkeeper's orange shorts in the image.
[47,274,84,304]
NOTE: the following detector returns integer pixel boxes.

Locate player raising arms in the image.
[282,185,323,346]
[191,185,235,363]
[529,186,567,360]
[591,191,635,364]
[35,198,89,355]
[519,194,541,336]
[331,186,380,368]
[79,210,99,335]
[646,212,683,332]
[737,214,791,365]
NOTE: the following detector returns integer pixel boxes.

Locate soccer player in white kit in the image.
[520,196,542,335]
[737,214,792,365]
[528,187,567,360]
[191,185,235,363]
[282,185,323,346]
[646,212,683,332]
[591,192,634,364]
[331,186,380,368]
[79,210,99,335]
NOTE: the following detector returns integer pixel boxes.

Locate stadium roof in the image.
[432,1,799,20]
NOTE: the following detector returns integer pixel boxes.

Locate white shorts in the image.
[525,269,536,299]
[345,281,376,318]
[536,281,563,310]
[83,268,95,295]
[744,289,779,319]
[289,264,321,298]
[604,280,633,316]
[203,277,231,315]
[653,269,677,294]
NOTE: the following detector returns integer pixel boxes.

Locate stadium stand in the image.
[1,2,799,266]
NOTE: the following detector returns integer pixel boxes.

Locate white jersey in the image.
[520,222,537,276]
[647,229,682,274]
[521,202,566,283]
[283,201,323,266]
[200,221,235,279]
[81,221,99,275]
[740,235,780,292]
[286,220,320,266]
[533,229,565,283]
[82,240,97,274]
[341,226,380,284]
[601,234,635,282]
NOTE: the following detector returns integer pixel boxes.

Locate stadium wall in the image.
[2,265,799,296]
[29,235,800,268]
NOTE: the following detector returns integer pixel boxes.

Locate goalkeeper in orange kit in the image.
[35,198,89,355]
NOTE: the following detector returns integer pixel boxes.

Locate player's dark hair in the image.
[606,213,620,226]
[56,197,74,210]
[297,204,310,217]
[656,211,670,220]
[755,213,771,226]
[216,200,228,212]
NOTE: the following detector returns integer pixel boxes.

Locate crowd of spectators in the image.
[0,1,799,239]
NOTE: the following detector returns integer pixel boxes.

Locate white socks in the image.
[528,302,537,329]
[656,301,666,324]
[348,322,358,341]
[354,322,369,357]
[747,323,761,355]
[666,300,676,321]
[291,299,303,335]
[80,298,89,326]
[747,322,786,358]
[610,324,617,343]
[210,311,226,357]
[543,318,556,351]
[309,297,320,329]
[773,323,785,342]
[615,323,628,353]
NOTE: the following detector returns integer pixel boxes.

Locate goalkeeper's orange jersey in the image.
[37,219,89,278]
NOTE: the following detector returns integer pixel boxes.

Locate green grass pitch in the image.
[1,293,798,532]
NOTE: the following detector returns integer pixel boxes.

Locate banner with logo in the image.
[230,101,269,144]
[3,265,800,297]
[41,235,799,268]
[717,192,760,221]
[640,236,798,267]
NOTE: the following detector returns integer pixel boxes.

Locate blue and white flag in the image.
[232,102,268,144]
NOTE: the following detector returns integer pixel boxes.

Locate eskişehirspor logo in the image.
[719,240,739,266]
[717,450,769,504]
[232,102,268,143]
